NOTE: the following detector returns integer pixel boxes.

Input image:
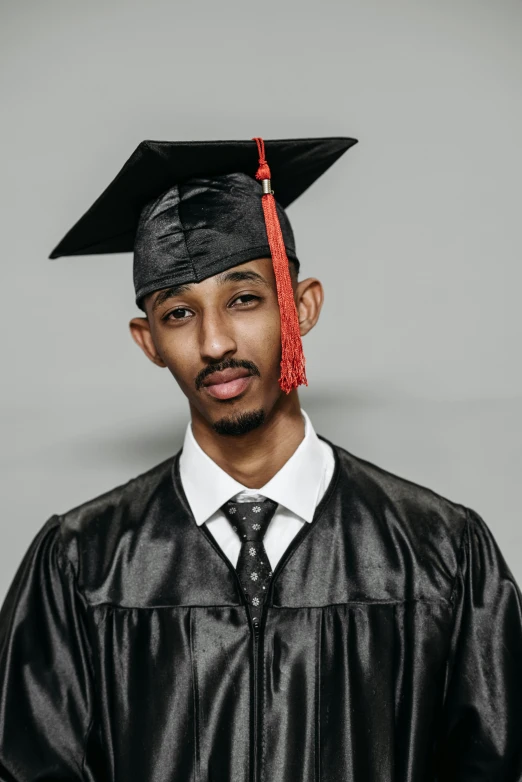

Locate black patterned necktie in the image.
[221,498,278,631]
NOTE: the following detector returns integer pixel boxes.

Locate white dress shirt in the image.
[179,409,336,570]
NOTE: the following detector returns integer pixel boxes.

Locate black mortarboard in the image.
[50,136,357,391]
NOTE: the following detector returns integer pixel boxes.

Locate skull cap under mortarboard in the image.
[49,136,358,392]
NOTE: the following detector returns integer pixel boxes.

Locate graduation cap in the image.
[50,136,357,392]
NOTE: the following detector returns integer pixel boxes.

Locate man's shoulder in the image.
[60,453,177,521]
[329,439,469,548]
[55,454,178,571]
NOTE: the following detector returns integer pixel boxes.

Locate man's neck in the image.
[189,393,305,489]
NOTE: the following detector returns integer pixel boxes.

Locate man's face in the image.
[129,258,322,436]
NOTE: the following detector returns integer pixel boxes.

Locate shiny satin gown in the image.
[1,439,522,781]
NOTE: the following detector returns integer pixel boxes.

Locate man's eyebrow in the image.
[216,270,270,288]
[152,284,194,312]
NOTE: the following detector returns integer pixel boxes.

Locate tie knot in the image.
[221,498,278,541]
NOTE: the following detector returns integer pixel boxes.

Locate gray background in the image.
[1,0,521,601]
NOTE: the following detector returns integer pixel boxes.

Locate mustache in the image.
[195,358,261,391]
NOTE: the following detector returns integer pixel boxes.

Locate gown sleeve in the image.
[0,515,95,780]
[435,507,522,781]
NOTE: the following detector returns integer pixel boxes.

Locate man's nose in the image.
[198,309,237,363]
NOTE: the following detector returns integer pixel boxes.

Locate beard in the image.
[212,408,265,436]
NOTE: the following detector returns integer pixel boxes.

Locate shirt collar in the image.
[179,409,326,525]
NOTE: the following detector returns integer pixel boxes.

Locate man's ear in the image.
[129,317,167,367]
[295,278,324,337]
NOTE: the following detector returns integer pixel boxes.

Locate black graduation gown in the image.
[1,440,522,781]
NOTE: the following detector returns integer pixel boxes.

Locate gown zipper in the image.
[253,619,260,782]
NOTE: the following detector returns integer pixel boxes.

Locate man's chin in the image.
[212,408,265,437]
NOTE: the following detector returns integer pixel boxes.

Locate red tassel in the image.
[252,137,307,394]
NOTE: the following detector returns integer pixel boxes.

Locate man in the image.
[0,136,521,781]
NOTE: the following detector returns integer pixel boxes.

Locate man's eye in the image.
[231,294,260,306]
[165,308,192,320]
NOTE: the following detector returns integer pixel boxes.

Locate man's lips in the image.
[202,368,253,400]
